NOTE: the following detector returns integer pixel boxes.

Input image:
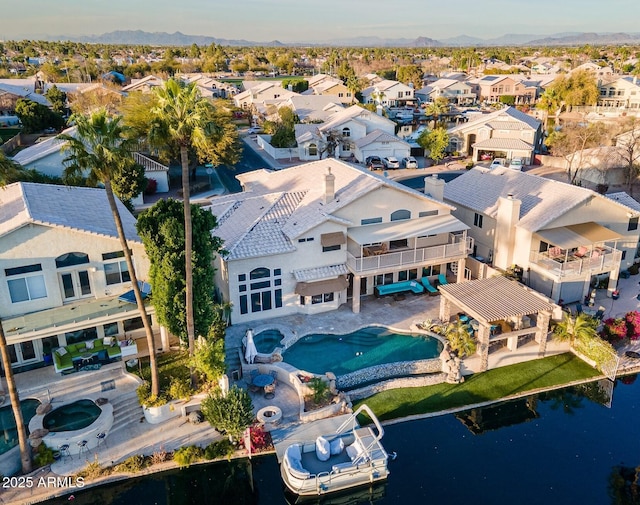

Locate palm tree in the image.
[0,165,32,473]
[425,97,449,129]
[552,312,598,346]
[60,109,160,396]
[147,79,231,357]
[445,320,477,358]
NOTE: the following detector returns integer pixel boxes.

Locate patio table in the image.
[252,374,275,388]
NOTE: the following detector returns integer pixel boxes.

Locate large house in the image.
[447,106,544,163]
[233,81,297,110]
[205,159,471,324]
[305,74,355,105]
[361,80,415,107]
[294,105,399,162]
[415,79,476,106]
[443,167,640,303]
[598,76,640,109]
[468,75,537,105]
[0,183,157,372]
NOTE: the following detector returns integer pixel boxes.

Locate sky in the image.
[2,0,640,43]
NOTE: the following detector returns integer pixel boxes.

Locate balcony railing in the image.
[529,247,622,278]
[347,237,472,273]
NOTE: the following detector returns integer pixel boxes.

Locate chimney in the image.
[324,167,335,204]
[376,104,383,116]
[493,193,521,269]
[424,174,445,201]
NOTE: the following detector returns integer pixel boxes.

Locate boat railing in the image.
[335,404,385,441]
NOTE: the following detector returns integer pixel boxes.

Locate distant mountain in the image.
[39,29,640,48]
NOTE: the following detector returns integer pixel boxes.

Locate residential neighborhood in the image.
[1,35,640,504]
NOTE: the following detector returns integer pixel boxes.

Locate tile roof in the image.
[486,121,531,131]
[449,106,541,133]
[207,159,452,260]
[354,129,410,148]
[443,167,594,232]
[318,105,394,133]
[11,126,77,166]
[293,264,350,281]
[472,138,534,150]
[605,192,640,213]
[0,182,140,242]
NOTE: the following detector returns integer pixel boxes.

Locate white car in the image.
[402,156,418,168]
[383,156,400,169]
[508,157,524,170]
[490,158,506,169]
[247,126,263,135]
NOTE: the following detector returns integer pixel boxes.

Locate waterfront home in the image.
[443,167,640,303]
[447,106,544,163]
[361,80,415,108]
[205,159,470,324]
[0,182,158,373]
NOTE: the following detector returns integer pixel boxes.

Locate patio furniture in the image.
[270,370,278,385]
[253,374,275,389]
[420,277,438,295]
[53,338,123,373]
[576,304,583,314]
[58,444,71,460]
[375,280,424,297]
[248,369,260,392]
[438,274,449,286]
[77,440,89,457]
[264,383,276,399]
[96,432,107,447]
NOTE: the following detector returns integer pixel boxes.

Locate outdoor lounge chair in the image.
[420,277,438,295]
[438,274,449,285]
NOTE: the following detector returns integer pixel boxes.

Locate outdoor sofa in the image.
[53,337,123,373]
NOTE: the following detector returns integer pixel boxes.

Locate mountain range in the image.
[40,30,640,47]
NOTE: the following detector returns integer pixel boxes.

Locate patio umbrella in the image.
[245,329,258,364]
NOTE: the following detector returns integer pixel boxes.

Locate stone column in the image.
[352,275,361,314]
[456,258,466,283]
[535,311,551,357]
[160,326,170,351]
[607,267,619,297]
[439,296,451,322]
[477,324,491,372]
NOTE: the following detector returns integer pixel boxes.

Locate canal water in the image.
[43,376,640,505]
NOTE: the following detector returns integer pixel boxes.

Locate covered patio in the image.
[438,276,558,372]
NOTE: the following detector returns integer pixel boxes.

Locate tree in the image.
[0,170,32,474]
[201,386,254,442]
[138,79,239,358]
[546,121,609,184]
[59,109,160,396]
[396,64,423,90]
[14,98,64,133]
[136,198,222,346]
[614,116,640,194]
[45,85,67,115]
[425,97,449,129]
[189,334,226,384]
[552,312,598,346]
[418,127,450,164]
[444,320,477,358]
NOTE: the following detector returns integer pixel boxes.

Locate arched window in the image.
[250,267,270,279]
[55,252,89,268]
[309,143,318,156]
[342,127,351,137]
[391,209,411,221]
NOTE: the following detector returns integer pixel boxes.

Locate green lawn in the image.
[354,353,601,422]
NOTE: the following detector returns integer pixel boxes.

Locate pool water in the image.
[43,399,101,432]
[253,329,284,354]
[282,326,443,375]
[0,399,41,455]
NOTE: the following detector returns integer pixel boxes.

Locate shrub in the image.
[113,454,147,473]
[203,439,235,461]
[168,377,192,401]
[136,381,169,407]
[308,377,330,404]
[201,386,254,442]
[144,178,158,195]
[173,445,203,468]
[624,311,640,340]
[76,457,109,480]
[249,425,273,452]
[34,444,55,467]
[150,448,170,465]
[601,317,627,343]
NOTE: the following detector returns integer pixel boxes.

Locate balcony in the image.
[529,246,622,279]
[347,236,472,274]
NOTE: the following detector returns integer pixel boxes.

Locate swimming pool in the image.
[253,329,285,354]
[0,399,41,455]
[43,399,102,432]
[282,326,443,376]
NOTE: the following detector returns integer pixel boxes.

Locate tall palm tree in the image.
[60,109,160,396]
[425,98,449,129]
[147,79,227,357]
[552,312,598,346]
[0,165,32,473]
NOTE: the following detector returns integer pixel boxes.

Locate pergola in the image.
[438,276,558,371]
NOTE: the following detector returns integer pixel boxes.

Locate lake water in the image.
[42,375,640,505]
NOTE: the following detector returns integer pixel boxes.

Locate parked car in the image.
[383,156,400,169]
[247,126,263,134]
[508,157,524,170]
[401,156,418,168]
[366,156,385,170]
[490,158,506,169]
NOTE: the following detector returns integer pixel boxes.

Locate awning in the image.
[320,232,346,247]
[348,215,468,245]
[536,222,620,249]
[295,275,349,296]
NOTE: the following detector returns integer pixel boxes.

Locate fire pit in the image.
[256,406,282,429]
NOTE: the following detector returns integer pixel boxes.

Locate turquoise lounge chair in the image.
[438,274,449,285]
[420,277,438,295]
